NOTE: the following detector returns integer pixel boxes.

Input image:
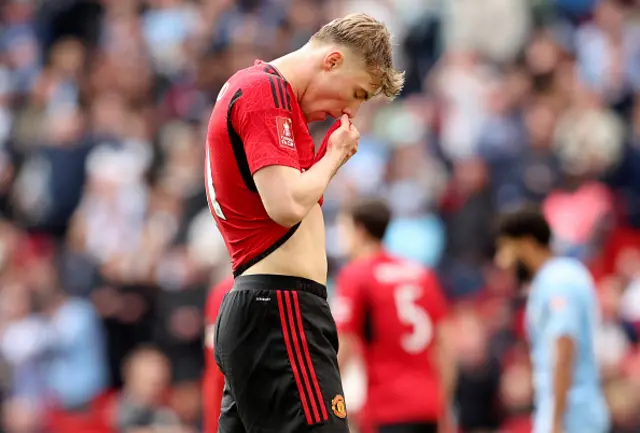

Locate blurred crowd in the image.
[0,0,639,432]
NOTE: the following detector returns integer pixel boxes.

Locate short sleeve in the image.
[234,77,300,174]
[332,265,366,336]
[545,287,580,339]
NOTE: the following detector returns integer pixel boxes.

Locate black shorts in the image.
[378,423,438,433]
[214,274,349,433]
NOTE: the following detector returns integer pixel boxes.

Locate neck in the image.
[352,241,383,261]
[529,248,553,275]
[270,44,321,102]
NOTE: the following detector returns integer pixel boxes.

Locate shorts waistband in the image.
[233,274,327,299]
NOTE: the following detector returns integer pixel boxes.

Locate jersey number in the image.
[393,284,433,354]
[206,146,226,220]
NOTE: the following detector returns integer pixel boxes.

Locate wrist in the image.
[323,149,346,175]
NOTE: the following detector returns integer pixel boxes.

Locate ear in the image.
[521,237,540,257]
[322,51,344,72]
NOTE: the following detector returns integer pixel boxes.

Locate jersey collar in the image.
[254,60,284,78]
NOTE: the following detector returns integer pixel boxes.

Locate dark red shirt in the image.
[203,277,234,433]
[334,251,449,425]
[205,61,333,276]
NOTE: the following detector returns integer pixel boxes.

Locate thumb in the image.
[340,114,350,128]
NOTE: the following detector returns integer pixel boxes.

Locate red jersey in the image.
[203,277,234,433]
[334,251,449,425]
[205,60,333,277]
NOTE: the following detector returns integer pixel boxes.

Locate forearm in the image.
[438,351,456,408]
[552,336,574,427]
[437,329,456,411]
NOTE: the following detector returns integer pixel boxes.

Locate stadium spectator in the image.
[115,346,186,433]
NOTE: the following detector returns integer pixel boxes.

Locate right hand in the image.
[328,114,359,167]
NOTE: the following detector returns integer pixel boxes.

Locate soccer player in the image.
[333,198,456,433]
[203,276,234,433]
[205,13,404,433]
[495,206,610,433]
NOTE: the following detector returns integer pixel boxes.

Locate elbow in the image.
[265,200,305,228]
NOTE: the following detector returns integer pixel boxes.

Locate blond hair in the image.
[311,13,404,100]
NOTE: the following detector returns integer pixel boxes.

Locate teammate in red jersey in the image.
[334,198,456,433]
[203,276,234,433]
[205,12,404,433]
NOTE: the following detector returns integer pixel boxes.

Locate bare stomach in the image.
[242,205,328,285]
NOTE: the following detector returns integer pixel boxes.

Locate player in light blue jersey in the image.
[495,206,609,433]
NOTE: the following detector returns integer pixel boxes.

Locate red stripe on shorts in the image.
[292,291,329,421]
[284,291,322,424]
[276,291,313,425]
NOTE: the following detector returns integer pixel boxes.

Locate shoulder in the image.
[229,67,287,109]
[336,257,383,293]
[372,254,428,284]
[538,257,594,296]
[545,258,592,283]
[337,259,369,283]
[231,67,273,90]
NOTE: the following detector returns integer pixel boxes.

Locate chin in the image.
[305,113,326,123]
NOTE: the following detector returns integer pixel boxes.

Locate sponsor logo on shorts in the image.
[276,116,295,149]
[331,394,347,419]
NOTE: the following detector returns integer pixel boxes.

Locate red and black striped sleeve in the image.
[231,72,299,175]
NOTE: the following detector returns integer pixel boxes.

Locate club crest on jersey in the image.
[276,117,295,149]
[331,394,347,419]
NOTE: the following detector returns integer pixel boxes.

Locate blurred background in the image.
[0,0,639,432]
